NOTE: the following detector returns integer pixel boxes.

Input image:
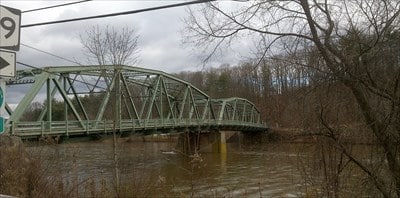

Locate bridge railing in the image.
[8,118,266,138]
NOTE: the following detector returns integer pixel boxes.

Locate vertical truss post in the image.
[63,74,68,122]
[250,106,254,123]
[159,77,163,126]
[115,68,122,131]
[63,74,69,136]
[242,102,246,122]
[46,77,52,132]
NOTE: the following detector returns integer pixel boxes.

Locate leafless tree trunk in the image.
[80,25,139,194]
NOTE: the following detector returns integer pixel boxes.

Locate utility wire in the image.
[21,43,82,66]
[21,0,214,28]
[22,0,92,13]
[16,61,39,70]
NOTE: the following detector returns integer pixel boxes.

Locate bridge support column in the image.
[211,131,227,154]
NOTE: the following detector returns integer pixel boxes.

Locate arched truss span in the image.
[6,65,267,137]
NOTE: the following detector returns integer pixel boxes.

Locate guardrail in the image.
[8,119,267,138]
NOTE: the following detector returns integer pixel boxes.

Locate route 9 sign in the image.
[0,5,21,51]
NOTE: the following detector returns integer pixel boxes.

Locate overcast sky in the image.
[1,0,253,112]
[2,0,251,73]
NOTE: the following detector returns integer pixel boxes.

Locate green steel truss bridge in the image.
[5,65,267,139]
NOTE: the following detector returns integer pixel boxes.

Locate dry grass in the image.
[0,135,179,198]
[0,137,62,197]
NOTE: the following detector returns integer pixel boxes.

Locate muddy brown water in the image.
[27,139,377,197]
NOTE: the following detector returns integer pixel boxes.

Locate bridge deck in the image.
[10,119,266,138]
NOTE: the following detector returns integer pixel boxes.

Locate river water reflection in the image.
[28,139,371,197]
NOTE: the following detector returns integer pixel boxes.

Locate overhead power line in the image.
[22,0,92,13]
[16,61,39,70]
[21,0,214,28]
[21,43,82,66]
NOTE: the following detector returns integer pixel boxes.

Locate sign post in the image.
[0,5,21,134]
[0,81,4,133]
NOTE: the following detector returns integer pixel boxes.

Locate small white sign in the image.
[0,5,21,51]
[0,50,16,77]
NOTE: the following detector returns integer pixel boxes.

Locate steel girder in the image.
[5,65,266,135]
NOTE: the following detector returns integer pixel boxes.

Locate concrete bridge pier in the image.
[211,131,227,154]
[176,130,228,155]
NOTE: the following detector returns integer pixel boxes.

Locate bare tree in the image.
[80,25,140,193]
[185,0,400,197]
[80,25,139,65]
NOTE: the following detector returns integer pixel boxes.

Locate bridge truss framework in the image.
[5,65,267,138]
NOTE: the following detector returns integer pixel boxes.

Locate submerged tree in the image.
[185,0,400,197]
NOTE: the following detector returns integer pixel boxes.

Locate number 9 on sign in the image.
[0,5,21,51]
[0,17,15,39]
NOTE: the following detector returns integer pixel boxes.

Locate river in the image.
[27,138,376,197]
